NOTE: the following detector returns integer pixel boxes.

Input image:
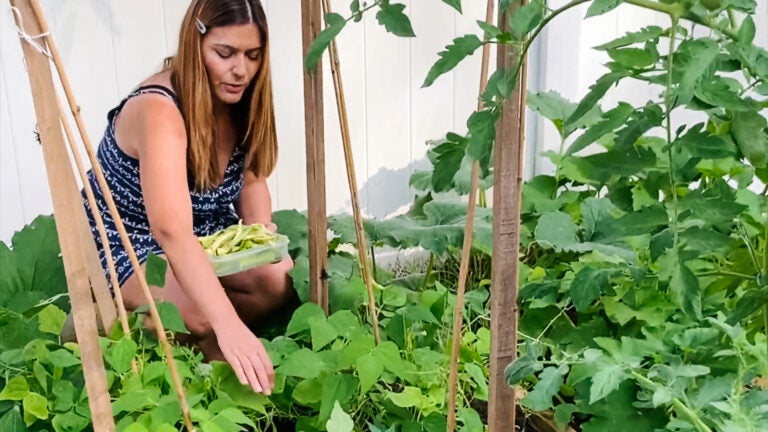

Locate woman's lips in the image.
[223,83,244,93]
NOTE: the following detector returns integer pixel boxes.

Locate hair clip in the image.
[195,17,207,35]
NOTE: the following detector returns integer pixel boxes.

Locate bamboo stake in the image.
[489,2,527,430]
[10,1,114,429]
[301,0,330,313]
[320,0,381,343]
[25,1,194,429]
[446,2,494,431]
[55,93,137,374]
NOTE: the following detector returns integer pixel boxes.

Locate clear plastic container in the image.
[207,233,289,276]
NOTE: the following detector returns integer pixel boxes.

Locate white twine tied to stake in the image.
[10,5,52,58]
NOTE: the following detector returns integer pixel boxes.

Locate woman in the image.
[83,0,292,395]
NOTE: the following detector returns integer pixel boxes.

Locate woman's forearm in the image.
[155,232,239,330]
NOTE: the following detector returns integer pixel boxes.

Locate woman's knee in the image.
[222,256,294,299]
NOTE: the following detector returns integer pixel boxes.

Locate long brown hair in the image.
[168,0,277,191]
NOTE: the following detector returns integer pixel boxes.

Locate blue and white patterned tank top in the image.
[82,84,244,290]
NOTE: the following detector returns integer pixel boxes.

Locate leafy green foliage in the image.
[422,35,483,88]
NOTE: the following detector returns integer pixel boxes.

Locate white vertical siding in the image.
[1,1,766,242]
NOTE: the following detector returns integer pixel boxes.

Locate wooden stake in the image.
[56,93,137,374]
[320,0,381,343]
[489,2,527,431]
[301,0,329,313]
[10,1,114,429]
[446,2,494,431]
[23,1,194,429]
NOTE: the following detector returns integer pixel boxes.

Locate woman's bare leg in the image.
[219,256,295,326]
[120,257,223,360]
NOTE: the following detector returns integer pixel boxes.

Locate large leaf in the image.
[466,110,498,174]
[534,211,579,250]
[441,0,461,13]
[668,256,702,319]
[509,2,544,41]
[594,26,663,51]
[585,0,626,18]
[305,13,346,71]
[1,216,67,313]
[563,72,624,132]
[674,38,719,104]
[521,366,567,411]
[376,3,415,37]
[570,267,616,312]
[422,34,483,88]
[566,103,634,155]
[731,110,768,168]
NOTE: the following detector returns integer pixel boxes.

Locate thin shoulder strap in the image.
[129,84,181,108]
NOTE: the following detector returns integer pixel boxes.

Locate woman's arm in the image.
[235,171,275,231]
[118,95,273,394]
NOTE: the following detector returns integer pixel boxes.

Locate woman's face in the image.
[201,23,263,106]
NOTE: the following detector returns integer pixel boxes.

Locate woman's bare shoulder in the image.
[138,70,175,92]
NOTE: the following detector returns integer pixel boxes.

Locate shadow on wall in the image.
[352,157,432,219]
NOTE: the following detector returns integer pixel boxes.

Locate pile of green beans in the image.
[198,222,277,256]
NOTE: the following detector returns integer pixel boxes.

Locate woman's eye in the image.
[217,51,233,59]
[248,54,261,61]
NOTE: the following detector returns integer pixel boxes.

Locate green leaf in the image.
[145,252,167,287]
[527,90,576,136]
[731,110,768,168]
[676,126,736,159]
[309,315,338,351]
[457,408,484,432]
[107,338,138,374]
[509,2,544,41]
[738,16,755,45]
[279,348,327,379]
[326,401,353,432]
[430,138,467,192]
[38,304,67,335]
[607,47,656,69]
[567,103,634,155]
[0,406,25,432]
[586,0,626,17]
[563,72,623,132]
[0,376,28,402]
[570,267,613,312]
[47,349,80,368]
[22,392,48,425]
[286,302,326,337]
[292,377,323,405]
[355,353,384,394]
[319,373,357,423]
[534,211,579,250]
[589,363,628,404]
[505,343,543,385]
[52,411,89,432]
[376,3,415,37]
[476,21,501,39]
[669,257,702,319]
[674,38,720,103]
[305,13,346,71]
[155,301,189,334]
[466,110,498,173]
[521,366,566,411]
[422,34,483,88]
[594,26,663,50]
[441,0,462,13]
[388,386,424,408]
[112,389,162,414]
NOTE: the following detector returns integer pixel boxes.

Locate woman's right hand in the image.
[214,319,274,394]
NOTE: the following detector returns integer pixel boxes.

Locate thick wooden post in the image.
[489,3,526,431]
[301,0,329,312]
[10,1,114,430]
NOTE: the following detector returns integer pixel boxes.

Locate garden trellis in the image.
[9,0,523,431]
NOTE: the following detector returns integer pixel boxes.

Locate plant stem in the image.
[696,271,754,280]
[421,253,435,291]
[764,305,768,367]
[631,372,713,432]
[665,17,680,252]
[371,245,378,282]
